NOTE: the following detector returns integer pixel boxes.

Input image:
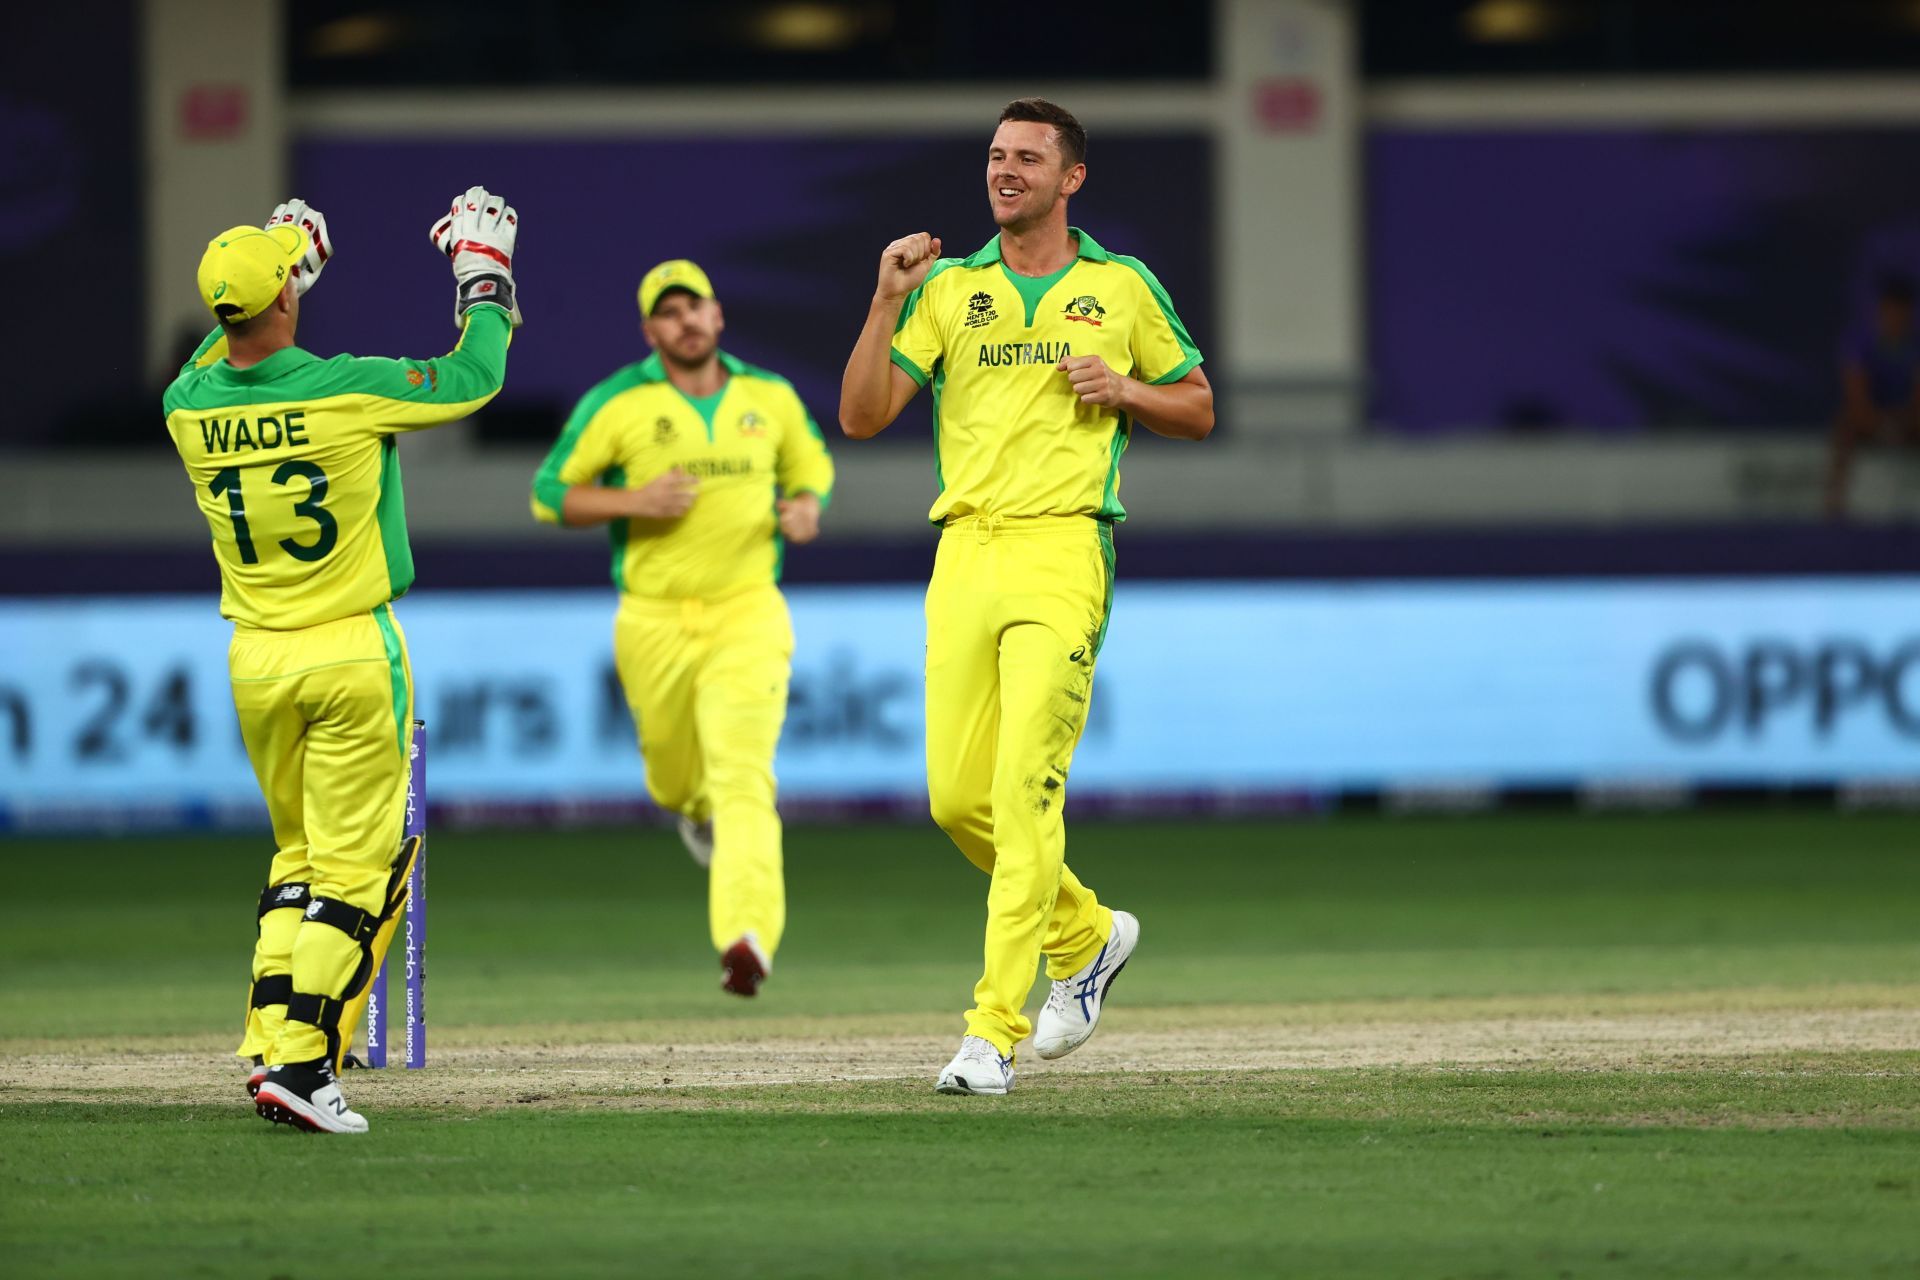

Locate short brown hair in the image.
[998,98,1086,169]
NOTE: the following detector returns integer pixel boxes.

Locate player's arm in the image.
[354,310,513,433]
[1059,358,1214,440]
[340,187,521,433]
[1065,256,1213,440]
[180,326,231,374]
[839,233,943,439]
[557,472,697,527]
[531,392,699,528]
[775,394,835,543]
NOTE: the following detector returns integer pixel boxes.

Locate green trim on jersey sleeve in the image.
[376,436,414,599]
[531,360,661,521]
[732,365,833,513]
[1148,350,1204,387]
[793,409,834,511]
[889,260,961,389]
[372,603,411,761]
[772,495,787,584]
[1110,253,1204,384]
[890,347,929,387]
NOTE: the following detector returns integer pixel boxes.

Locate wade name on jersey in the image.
[198,410,311,453]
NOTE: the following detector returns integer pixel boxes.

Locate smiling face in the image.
[986,120,1085,232]
[643,290,724,367]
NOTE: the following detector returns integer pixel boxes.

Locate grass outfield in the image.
[2,811,1917,1278]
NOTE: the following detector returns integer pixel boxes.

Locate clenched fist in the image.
[876,232,943,302]
[777,492,822,544]
[1058,354,1129,409]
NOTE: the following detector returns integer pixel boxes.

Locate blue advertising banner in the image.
[1,579,1916,829]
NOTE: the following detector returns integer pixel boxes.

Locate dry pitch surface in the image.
[8,986,1915,1112]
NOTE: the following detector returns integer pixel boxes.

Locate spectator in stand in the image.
[1826,274,1920,518]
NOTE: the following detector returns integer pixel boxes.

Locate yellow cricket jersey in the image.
[889,228,1202,524]
[531,350,834,600]
[162,309,512,630]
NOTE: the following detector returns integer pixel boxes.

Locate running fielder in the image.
[838,99,1213,1095]
[532,260,833,997]
[162,188,522,1132]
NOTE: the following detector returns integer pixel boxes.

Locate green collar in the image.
[214,346,319,384]
[962,226,1109,268]
[634,349,748,382]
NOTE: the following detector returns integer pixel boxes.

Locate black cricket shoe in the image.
[254,1056,368,1134]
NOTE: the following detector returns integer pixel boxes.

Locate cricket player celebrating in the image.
[532,261,833,997]
[163,187,522,1132]
[839,99,1213,1094]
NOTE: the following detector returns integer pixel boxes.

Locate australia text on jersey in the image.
[977,342,1072,368]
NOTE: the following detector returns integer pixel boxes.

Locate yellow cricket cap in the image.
[196,223,310,322]
[638,259,715,317]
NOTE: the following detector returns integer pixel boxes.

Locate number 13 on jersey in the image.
[208,462,339,564]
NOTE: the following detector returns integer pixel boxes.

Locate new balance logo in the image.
[275,886,305,903]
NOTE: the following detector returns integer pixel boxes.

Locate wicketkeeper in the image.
[162,187,522,1133]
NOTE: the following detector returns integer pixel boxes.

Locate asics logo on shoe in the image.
[1075,945,1112,1019]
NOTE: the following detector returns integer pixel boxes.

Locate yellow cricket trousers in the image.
[925,514,1118,1055]
[614,583,793,959]
[231,604,416,1069]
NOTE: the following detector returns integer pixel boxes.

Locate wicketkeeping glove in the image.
[429,185,522,328]
[266,199,332,296]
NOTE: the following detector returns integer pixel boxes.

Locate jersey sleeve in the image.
[530,387,627,525]
[183,326,231,373]
[889,269,951,388]
[775,387,835,509]
[1116,255,1203,386]
[337,309,513,434]
[161,327,232,418]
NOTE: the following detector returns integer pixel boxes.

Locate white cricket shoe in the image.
[676,815,714,868]
[1033,910,1140,1060]
[936,1035,1016,1096]
[255,1057,368,1134]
